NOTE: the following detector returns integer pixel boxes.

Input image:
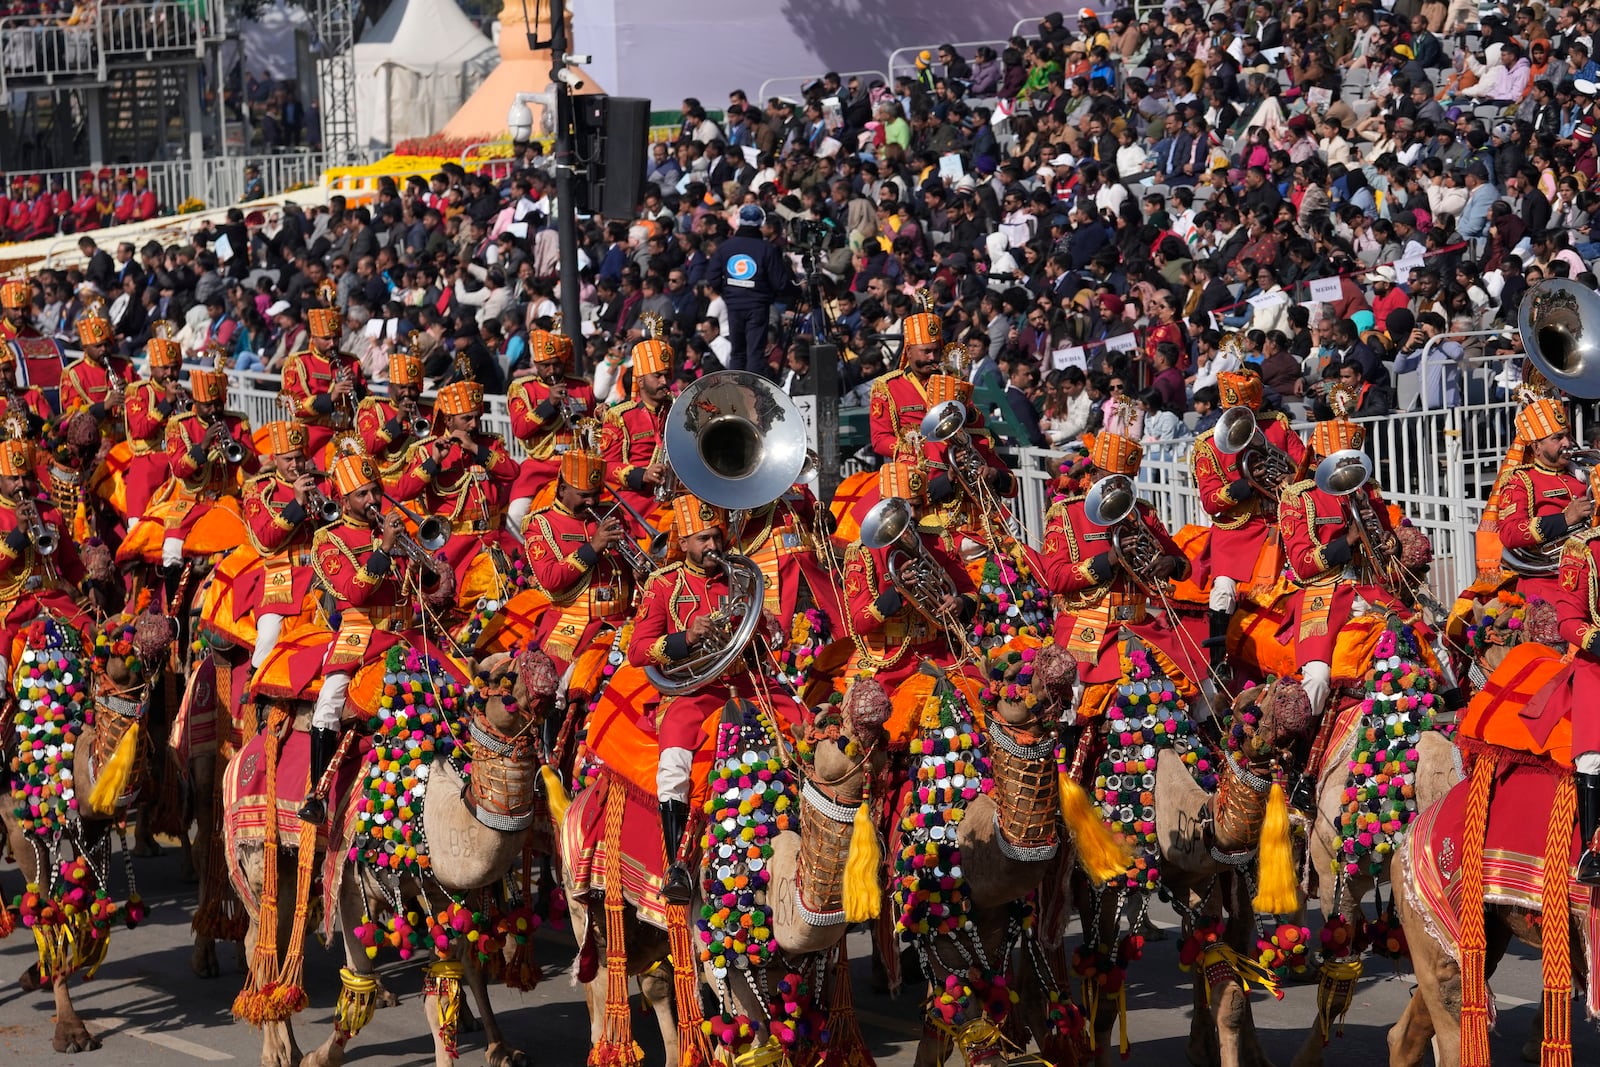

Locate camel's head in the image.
[1234,677,1314,762]
[80,539,114,583]
[1029,642,1078,721]
[94,613,170,689]
[805,679,890,788]
[475,646,558,735]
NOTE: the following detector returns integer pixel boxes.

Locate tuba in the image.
[1314,449,1393,579]
[859,495,961,627]
[1083,474,1166,593]
[1212,406,1296,498]
[643,371,807,696]
[1516,278,1600,397]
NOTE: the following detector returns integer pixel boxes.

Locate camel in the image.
[559,679,890,1065]
[2,611,168,1053]
[224,648,549,1067]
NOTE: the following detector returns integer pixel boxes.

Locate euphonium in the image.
[859,496,961,627]
[1313,449,1392,578]
[1212,406,1296,497]
[642,549,768,696]
[1083,474,1166,593]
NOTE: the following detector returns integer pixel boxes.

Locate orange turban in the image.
[389,353,424,386]
[0,438,31,477]
[0,280,31,310]
[1089,431,1142,476]
[559,450,605,491]
[262,421,308,456]
[671,493,726,538]
[1217,371,1263,410]
[1309,419,1364,457]
[331,451,379,497]
[901,311,942,349]
[435,381,483,416]
[877,460,928,501]
[926,373,972,407]
[633,337,674,379]
[190,367,227,404]
[76,307,112,347]
[1514,397,1568,443]
[306,306,342,339]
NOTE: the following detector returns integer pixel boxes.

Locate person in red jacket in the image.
[387,378,519,601]
[355,349,430,476]
[0,344,50,436]
[131,169,157,221]
[598,331,673,537]
[505,325,594,535]
[47,177,70,221]
[5,179,31,241]
[238,420,327,670]
[68,173,100,234]
[1494,395,1590,609]
[111,172,136,226]
[521,449,636,669]
[62,297,132,429]
[282,282,365,461]
[1550,508,1600,883]
[0,423,91,674]
[1188,368,1308,676]
[1042,428,1203,690]
[122,323,183,526]
[1276,395,1404,718]
[23,177,57,240]
[630,492,799,902]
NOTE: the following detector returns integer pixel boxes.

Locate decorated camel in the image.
[1,611,170,1053]
[222,645,554,1067]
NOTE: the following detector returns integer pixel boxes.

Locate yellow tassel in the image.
[1058,771,1131,885]
[842,799,881,923]
[86,721,139,818]
[540,765,571,830]
[1252,784,1298,915]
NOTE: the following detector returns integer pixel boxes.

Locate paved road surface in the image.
[0,844,1593,1065]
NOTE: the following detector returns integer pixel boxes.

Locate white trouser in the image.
[1209,575,1237,613]
[312,671,350,730]
[657,746,695,804]
[127,516,140,533]
[1302,660,1332,719]
[161,536,184,568]
[251,613,285,669]
[505,497,532,542]
[1578,752,1600,775]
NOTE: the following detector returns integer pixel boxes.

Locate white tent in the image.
[352,0,498,152]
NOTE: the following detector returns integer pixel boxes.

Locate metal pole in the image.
[549,0,584,372]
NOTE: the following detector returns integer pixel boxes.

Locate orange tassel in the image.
[1539,774,1576,1067]
[1458,751,1496,1067]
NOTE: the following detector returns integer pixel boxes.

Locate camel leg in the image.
[1187,959,1221,1067]
[50,976,100,1054]
[301,873,388,1067]
[640,966,678,1067]
[464,956,525,1067]
[1390,862,1460,1067]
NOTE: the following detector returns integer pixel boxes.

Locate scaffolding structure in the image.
[315,0,358,164]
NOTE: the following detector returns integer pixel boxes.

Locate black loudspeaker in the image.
[572,94,649,218]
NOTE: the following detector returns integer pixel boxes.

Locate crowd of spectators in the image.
[3,3,1595,457]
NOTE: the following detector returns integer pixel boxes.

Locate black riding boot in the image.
[297,727,339,824]
[1577,772,1600,886]
[660,799,694,904]
[160,562,184,610]
[1206,609,1233,684]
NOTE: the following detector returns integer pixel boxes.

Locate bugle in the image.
[16,497,57,557]
[207,414,245,465]
[381,492,449,552]
[306,489,341,524]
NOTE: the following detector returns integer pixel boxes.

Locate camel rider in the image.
[388,379,519,601]
[62,296,131,430]
[0,279,37,344]
[122,322,184,528]
[505,323,594,536]
[630,494,798,903]
[1189,367,1307,678]
[156,364,258,602]
[0,424,91,678]
[0,341,49,437]
[282,282,365,462]
[521,449,637,670]
[1496,394,1590,609]
[1041,428,1205,693]
[869,295,1013,508]
[239,421,326,670]
[1553,499,1600,882]
[1277,395,1404,718]
[299,450,455,823]
[599,327,674,538]
[840,460,980,694]
[355,349,430,478]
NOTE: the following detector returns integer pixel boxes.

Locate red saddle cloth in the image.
[1404,757,1600,1020]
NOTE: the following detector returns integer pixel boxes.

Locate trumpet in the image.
[207,414,245,465]
[15,497,58,557]
[588,486,668,579]
[305,489,341,524]
[364,501,448,571]
[397,396,431,438]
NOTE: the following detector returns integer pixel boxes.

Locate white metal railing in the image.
[0,1,224,93]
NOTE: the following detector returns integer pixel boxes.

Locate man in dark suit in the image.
[78,236,114,293]
[1002,359,1044,448]
[1194,259,1235,318]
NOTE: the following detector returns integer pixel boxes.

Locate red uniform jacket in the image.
[507,374,595,499]
[868,369,1012,500]
[24,194,55,240]
[133,189,157,221]
[1190,411,1307,584]
[112,191,136,226]
[523,499,635,667]
[599,397,668,536]
[1042,494,1200,684]
[1528,531,1600,758]
[235,473,322,617]
[1496,461,1587,607]
[6,200,30,238]
[162,411,258,536]
[292,518,418,679]
[70,194,101,232]
[355,396,430,473]
[1277,476,1402,667]
[630,558,784,750]
[123,378,177,517]
[0,492,88,651]
[841,527,979,690]
[737,494,843,632]
[389,431,519,581]
[282,348,367,455]
[61,355,134,418]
